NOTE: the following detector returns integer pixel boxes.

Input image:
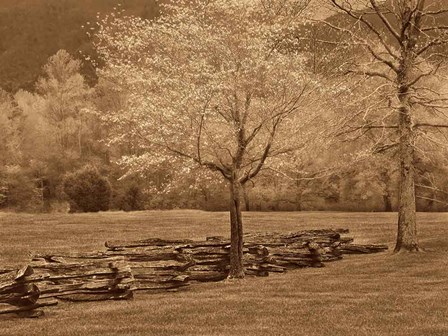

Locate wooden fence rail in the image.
[0,265,58,317]
[1,228,388,318]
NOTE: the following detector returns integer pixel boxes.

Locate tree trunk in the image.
[383,194,392,212]
[426,188,435,212]
[41,178,51,213]
[242,184,250,212]
[379,171,392,212]
[395,80,419,252]
[78,114,83,158]
[228,179,245,278]
[295,178,302,211]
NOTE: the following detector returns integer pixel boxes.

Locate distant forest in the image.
[0,0,160,92]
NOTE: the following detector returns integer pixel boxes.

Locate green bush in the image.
[63,166,111,212]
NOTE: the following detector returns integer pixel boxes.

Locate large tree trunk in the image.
[394,2,426,252]
[395,79,419,252]
[228,179,245,278]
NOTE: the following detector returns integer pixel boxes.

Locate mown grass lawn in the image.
[1,210,448,336]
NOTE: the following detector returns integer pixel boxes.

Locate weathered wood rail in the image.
[30,255,134,302]
[1,228,388,318]
[103,229,388,282]
[0,266,58,317]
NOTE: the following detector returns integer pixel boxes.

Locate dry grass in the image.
[1,210,448,336]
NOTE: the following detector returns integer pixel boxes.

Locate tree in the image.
[94,0,317,278]
[338,155,397,211]
[0,89,23,166]
[414,143,448,211]
[11,51,110,211]
[63,165,112,212]
[325,0,448,252]
[36,49,93,158]
[0,89,42,211]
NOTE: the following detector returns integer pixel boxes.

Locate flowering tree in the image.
[94,0,315,278]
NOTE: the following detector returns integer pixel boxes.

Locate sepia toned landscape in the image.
[1,0,448,335]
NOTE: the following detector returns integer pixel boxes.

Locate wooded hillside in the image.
[0,0,160,92]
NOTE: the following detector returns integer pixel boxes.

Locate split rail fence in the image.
[0,228,387,317]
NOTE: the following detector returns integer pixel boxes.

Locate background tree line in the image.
[1,0,448,216]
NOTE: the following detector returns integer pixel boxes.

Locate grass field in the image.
[1,210,448,336]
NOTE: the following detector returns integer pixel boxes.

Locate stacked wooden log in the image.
[243,245,286,276]
[105,239,194,290]
[174,242,230,282]
[102,229,386,282]
[103,238,288,281]
[337,243,389,254]
[30,254,134,302]
[0,228,388,319]
[0,265,57,317]
[23,229,387,300]
[0,228,388,321]
[243,229,346,269]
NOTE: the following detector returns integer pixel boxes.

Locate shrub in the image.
[114,183,146,211]
[63,166,112,212]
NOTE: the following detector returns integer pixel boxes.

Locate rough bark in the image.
[395,60,419,252]
[395,103,419,251]
[228,178,245,278]
[393,0,425,251]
